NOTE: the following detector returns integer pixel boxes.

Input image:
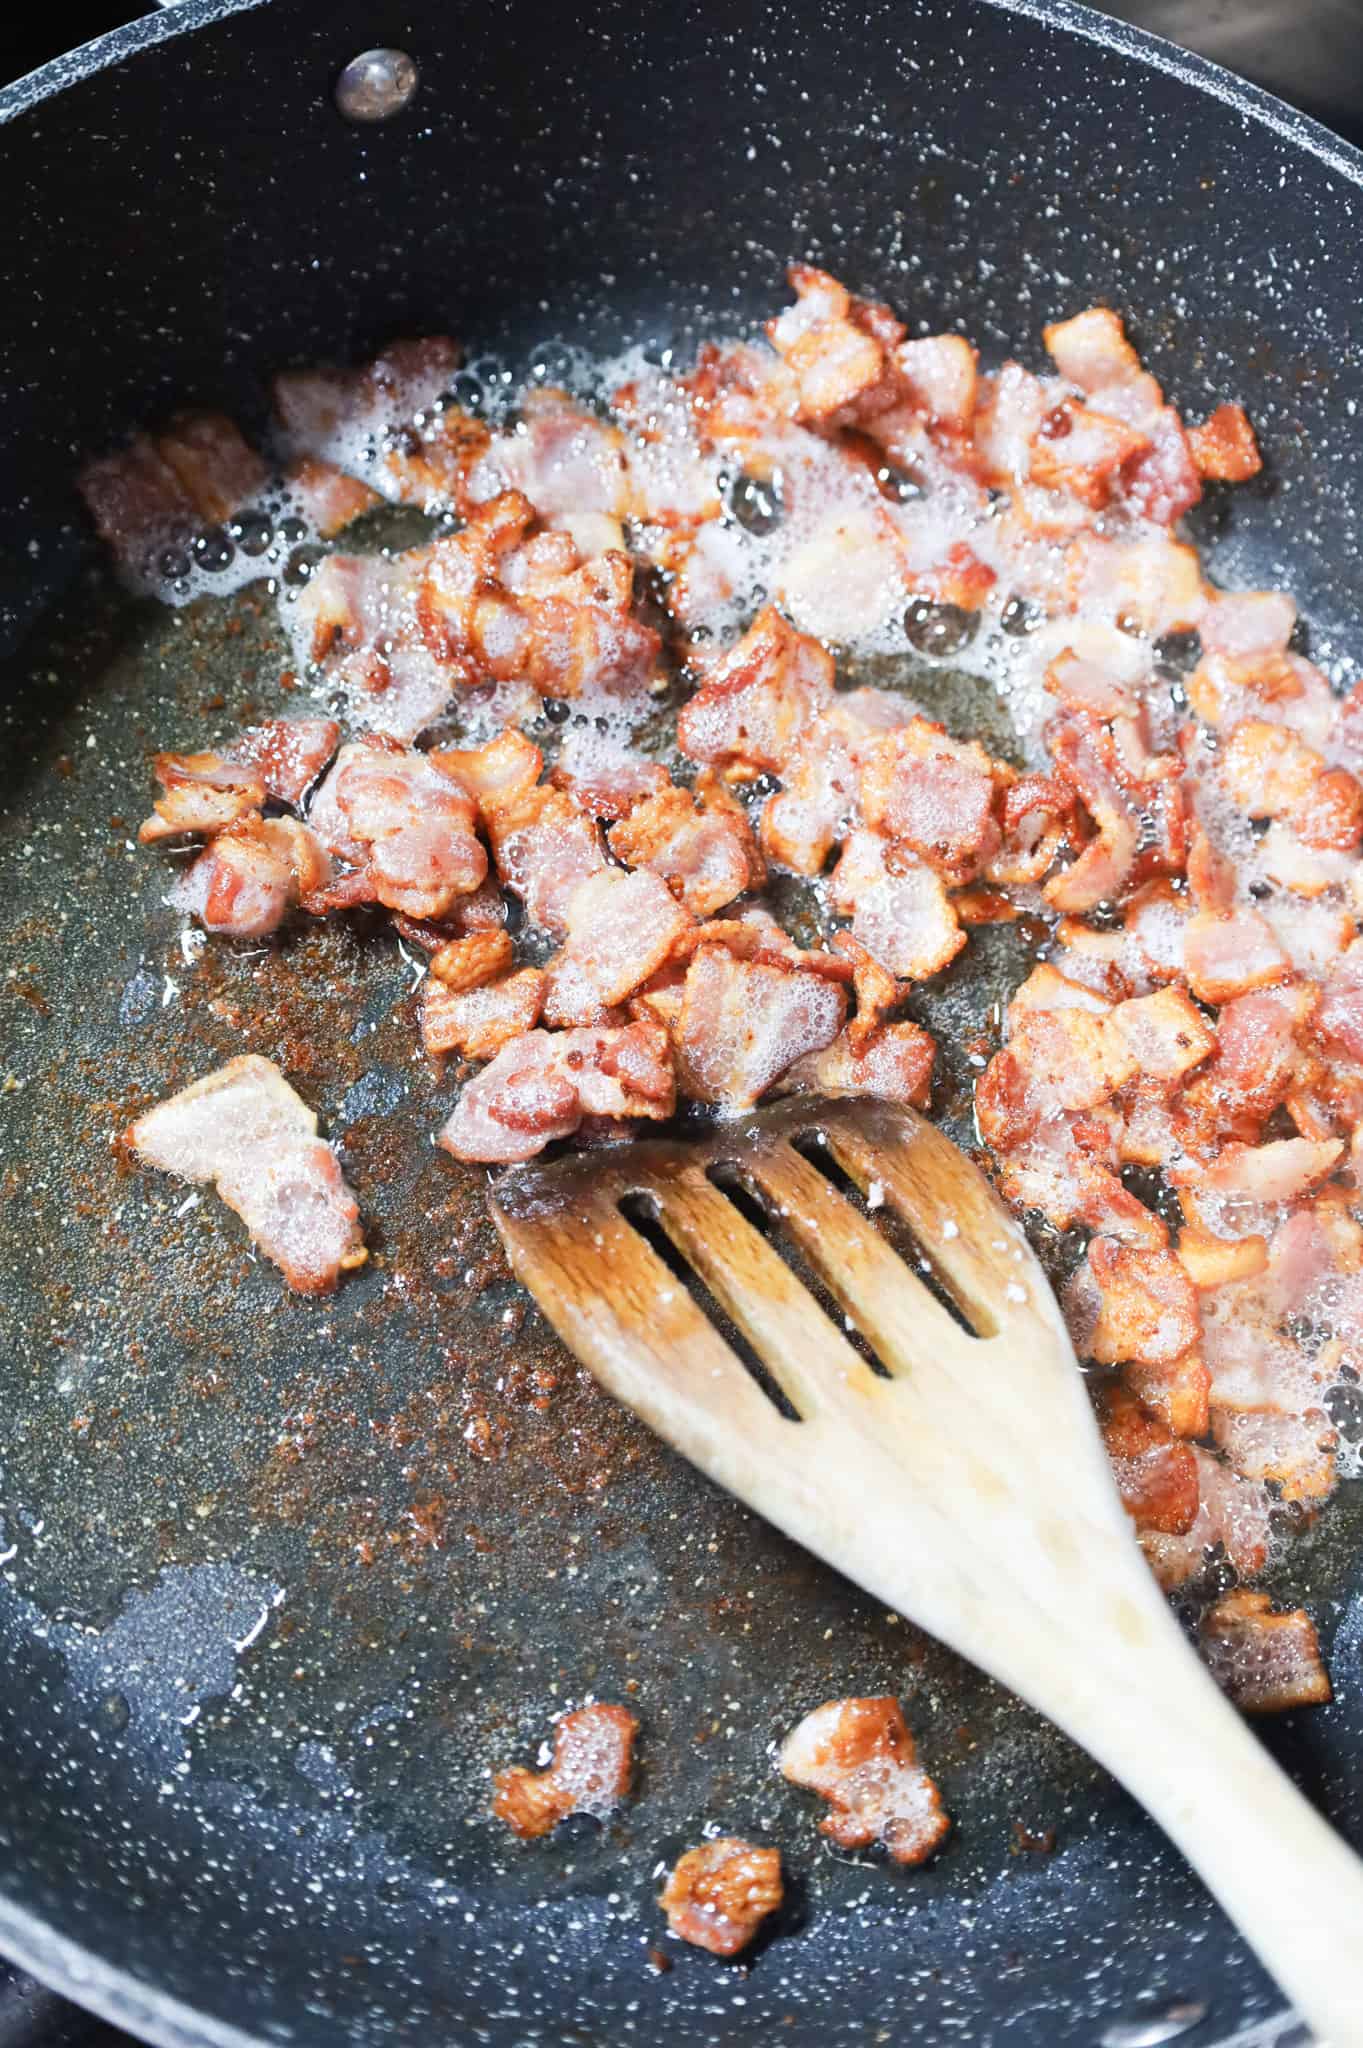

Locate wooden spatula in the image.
[491,1095,1363,2044]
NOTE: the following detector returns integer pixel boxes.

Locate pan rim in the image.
[0,0,1351,2042]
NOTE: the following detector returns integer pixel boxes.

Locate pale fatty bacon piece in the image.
[857,720,1001,884]
[284,455,381,539]
[1141,1448,1273,1591]
[438,1022,675,1165]
[1109,987,1215,1082]
[779,1698,950,1865]
[273,337,486,508]
[232,717,340,807]
[462,388,636,557]
[139,752,266,844]
[1065,533,1206,639]
[542,867,695,1028]
[1199,1590,1330,1715]
[287,550,455,742]
[421,969,545,1063]
[659,1840,785,1957]
[1174,1137,1344,1208]
[306,740,486,920]
[608,779,763,917]
[976,1008,1138,1151]
[1318,938,1363,1061]
[435,728,607,934]
[775,1019,936,1109]
[126,1055,366,1295]
[675,946,847,1113]
[491,1703,639,1840]
[829,831,965,982]
[171,817,329,938]
[777,493,914,644]
[677,605,835,776]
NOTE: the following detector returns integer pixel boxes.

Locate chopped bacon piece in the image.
[306,739,486,920]
[1188,405,1262,483]
[608,780,762,917]
[676,946,847,1112]
[1066,534,1206,638]
[439,1023,675,1164]
[1141,1448,1272,1590]
[1182,910,1290,1006]
[1318,939,1363,1061]
[1043,307,1144,392]
[437,728,608,934]
[284,456,381,537]
[1109,987,1214,1081]
[1007,962,1112,1026]
[659,1840,784,1957]
[1199,1591,1330,1714]
[1174,1136,1343,1207]
[172,816,329,937]
[1080,1240,1200,1368]
[138,752,266,844]
[420,969,544,1062]
[1211,1405,1337,1503]
[1219,719,1321,817]
[1122,405,1202,526]
[1292,765,1363,853]
[543,868,694,1027]
[1177,1229,1268,1291]
[126,1055,366,1294]
[550,736,670,823]
[857,720,1001,884]
[287,549,455,741]
[463,388,635,557]
[429,928,515,992]
[80,414,267,583]
[1030,397,1150,508]
[779,1698,950,1865]
[1043,715,1141,913]
[892,334,978,430]
[829,832,965,982]
[776,1020,935,1108]
[832,930,902,1053]
[677,605,834,777]
[1183,984,1311,1128]
[1125,1349,1212,1440]
[273,337,480,507]
[978,1008,1137,1150]
[766,264,900,426]
[491,1703,638,1839]
[233,718,340,806]
[1098,1386,1199,1534]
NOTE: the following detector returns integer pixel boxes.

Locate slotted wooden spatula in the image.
[491,1096,1363,2044]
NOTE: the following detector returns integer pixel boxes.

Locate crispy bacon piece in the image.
[172,816,329,938]
[126,1055,366,1294]
[857,720,1001,884]
[779,1698,950,1865]
[1029,397,1150,509]
[1043,714,1142,913]
[421,969,544,1062]
[80,413,267,582]
[1080,1240,1200,1368]
[977,1008,1137,1150]
[1177,1230,1268,1291]
[1065,533,1206,638]
[462,388,636,557]
[829,832,965,982]
[491,1703,638,1839]
[1125,1348,1212,1440]
[677,605,835,777]
[675,946,847,1112]
[306,739,486,920]
[419,491,660,700]
[139,752,266,844]
[1189,405,1262,483]
[284,456,381,537]
[437,729,607,934]
[439,1022,675,1164]
[1098,1385,1199,1534]
[833,930,901,1053]
[659,1840,784,1956]
[429,928,515,991]
[1141,1448,1273,1590]
[550,735,670,822]
[608,779,763,917]
[543,868,694,1028]
[776,1019,935,1108]
[1199,1591,1330,1714]
[765,264,901,426]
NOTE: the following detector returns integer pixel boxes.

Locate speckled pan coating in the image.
[2,2,1363,2045]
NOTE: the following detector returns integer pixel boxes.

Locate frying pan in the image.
[1,2,1362,2043]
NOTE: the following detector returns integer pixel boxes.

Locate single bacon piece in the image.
[138,752,266,844]
[171,815,329,937]
[1188,405,1262,483]
[765,263,901,426]
[1029,397,1151,509]
[1125,1348,1213,1441]
[977,1008,1138,1151]
[775,1019,935,1108]
[284,456,381,538]
[462,388,637,558]
[1109,987,1214,1082]
[1065,533,1206,638]
[436,729,607,934]
[608,779,763,917]
[1043,714,1142,913]
[491,1703,638,1840]
[1199,1590,1330,1714]
[273,336,481,508]
[659,1840,784,1957]
[676,946,847,1112]
[80,413,267,583]
[829,831,965,982]
[1182,910,1290,1006]
[287,549,455,741]
[779,1698,950,1866]
[1079,1239,1201,1368]
[1141,1448,1273,1591]
[677,605,835,777]
[1173,1136,1344,1207]
[420,968,544,1063]
[306,739,486,920]
[857,720,1001,884]
[439,1022,675,1164]
[1099,1385,1199,1534]
[125,1055,366,1294]
[542,868,694,1028]
[233,718,340,807]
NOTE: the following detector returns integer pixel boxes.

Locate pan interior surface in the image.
[2,1,1363,2043]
